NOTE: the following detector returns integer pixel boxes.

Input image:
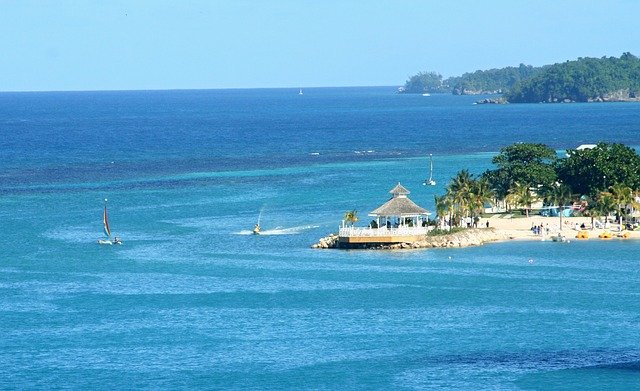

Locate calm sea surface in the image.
[1,87,640,389]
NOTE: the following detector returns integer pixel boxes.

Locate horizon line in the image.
[0,84,399,94]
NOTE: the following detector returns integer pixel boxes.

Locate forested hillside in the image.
[505,53,640,102]
[401,53,640,103]
[400,64,540,95]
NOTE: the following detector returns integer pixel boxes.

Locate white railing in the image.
[339,226,428,237]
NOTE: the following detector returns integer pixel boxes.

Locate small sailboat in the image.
[299,88,303,95]
[97,199,122,245]
[423,154,436,186]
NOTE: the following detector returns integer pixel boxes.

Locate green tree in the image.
[505,53,640,103]
[542,183,574,230]
[434,195,452,229]
[468,178,495,218]
[445,64,539,94]
[441,170,496,228]
[580,197,598,230]
[556,143,640,197]
[595,191,617,226]
[343,210,358,226]
[608,183,635,229]
[447,170,473,226]
[483,143,557,198]
[506,182,538,217]
[401,71,445,93]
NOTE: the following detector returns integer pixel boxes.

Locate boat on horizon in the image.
[97,199,122,245]
[299,88,303,95]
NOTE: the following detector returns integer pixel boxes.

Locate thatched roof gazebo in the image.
[338,183,431,248]
[369,183,430,227]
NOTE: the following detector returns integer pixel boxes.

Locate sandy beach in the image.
[483,215,640,241]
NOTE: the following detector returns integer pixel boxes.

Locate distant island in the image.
[400,53,640,103]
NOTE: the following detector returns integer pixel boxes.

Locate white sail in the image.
[424,154,436,186]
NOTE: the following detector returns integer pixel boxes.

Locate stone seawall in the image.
[312,228,510,250]
[311,233,339,249]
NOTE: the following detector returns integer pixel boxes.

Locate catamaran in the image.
[423,154,436,186]
[97,199,122,245]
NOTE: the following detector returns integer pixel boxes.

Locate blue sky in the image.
[1,0,640,91]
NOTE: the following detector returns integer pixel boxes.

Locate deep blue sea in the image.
[2,87,640,389]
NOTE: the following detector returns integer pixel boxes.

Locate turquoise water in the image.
[2,88,640,389]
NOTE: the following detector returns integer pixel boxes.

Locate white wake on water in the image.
[235,224,319,236]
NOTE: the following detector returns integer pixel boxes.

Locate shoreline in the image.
[483,215,639,241]
[313,216,639,250]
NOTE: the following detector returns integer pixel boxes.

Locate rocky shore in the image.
[475,97,507,105]
[588,89,640,102]
[311,228,510,250]
[312,233,340,249]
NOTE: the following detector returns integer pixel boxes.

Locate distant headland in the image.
[399,53,640,103]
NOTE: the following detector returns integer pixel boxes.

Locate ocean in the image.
[1,87,640,389]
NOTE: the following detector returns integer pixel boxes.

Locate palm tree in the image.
[632,190,640,220]
[544,183,573,230]
[450,170,472,191]
[468,178,495,219]
[596,191,616,227]
[608,183,635,229]
[443,171,497,228]
[434,195,452,229]
[447,170,478,228]
[447,170,474,227]
[506,182,537,217]
[343,210,358,226]
[580,196,597,230]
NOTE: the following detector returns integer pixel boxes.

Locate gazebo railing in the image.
[339,226,428,237]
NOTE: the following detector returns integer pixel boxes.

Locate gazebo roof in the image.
[370,197,430,217]
[389,183,410,196]
[369,182,430,217]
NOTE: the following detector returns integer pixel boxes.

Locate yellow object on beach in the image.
[576,230,589,239]
[598,231,613,239]
[617,231,630,239]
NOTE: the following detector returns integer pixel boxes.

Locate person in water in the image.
[253,223,260,233]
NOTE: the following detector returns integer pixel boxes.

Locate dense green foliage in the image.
[482,143,557,198]
[343,210,359,226]
[433,170,495,228]
[401,53,640,102]
[506,53,640,102]
[555,143,640,196]
[435,142,640,227]
[447,64,539,94]
[401,64,539,94]
[402,71,449,94]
